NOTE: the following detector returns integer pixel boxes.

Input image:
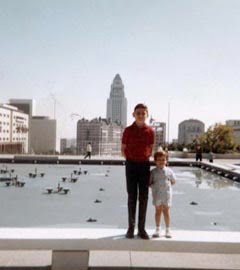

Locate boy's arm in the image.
[121,144,127,159]
[150,144,154,156]
[170,171,176,185]
[149,170,154,186]
[149,128,154,156]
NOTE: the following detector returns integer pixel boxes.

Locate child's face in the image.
[155,156,166,169]
[133,108,148,126]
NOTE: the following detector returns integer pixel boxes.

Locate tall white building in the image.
[9,99,35,153]
[106,74,127,127]
[226,120,240,145]
[30,116,56,154]
[0,104,29,153]
[178,119,205,145]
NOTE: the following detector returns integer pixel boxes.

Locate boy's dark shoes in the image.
[137,230,149,240]
[125,228,134,239]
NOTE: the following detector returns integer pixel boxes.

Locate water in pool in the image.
[0,164,240,231]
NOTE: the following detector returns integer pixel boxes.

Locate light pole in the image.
[71,113,81,155]
[99,126,102,156]
[167,102,170,143]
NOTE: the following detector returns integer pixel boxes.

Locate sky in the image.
[1,0,240,143]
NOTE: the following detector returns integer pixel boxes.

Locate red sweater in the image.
[122,122,154,162]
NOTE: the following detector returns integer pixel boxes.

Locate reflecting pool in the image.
[0,164,240,231]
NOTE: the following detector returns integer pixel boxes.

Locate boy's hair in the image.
[134,103,148,112]
[154,150,167,161]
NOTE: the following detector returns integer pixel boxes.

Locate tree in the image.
[200,123,236,153]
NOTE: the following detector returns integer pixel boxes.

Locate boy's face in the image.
[155,156,166,169]
[133,108,148,126]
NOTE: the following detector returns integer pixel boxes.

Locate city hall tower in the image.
[106,74,127,127]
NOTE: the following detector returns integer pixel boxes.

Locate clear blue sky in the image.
[1,0,240,142]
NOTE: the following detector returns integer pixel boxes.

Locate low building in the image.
[60,138,67,154]
[150,120,166,153]
[0,104,29,153]
[226,120,240,145]
[30,116,56,154]
[60,138,76,154]
[178,119,205,145]
[77,117,122,156]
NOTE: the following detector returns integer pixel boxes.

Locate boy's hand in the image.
[171,179,176,185]
[149,178,153,187]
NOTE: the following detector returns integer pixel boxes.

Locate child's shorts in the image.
[152,192,172,207]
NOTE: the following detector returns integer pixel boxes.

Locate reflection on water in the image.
[190,169,240,190]
[0,164,240,231]
[194,211,222,216]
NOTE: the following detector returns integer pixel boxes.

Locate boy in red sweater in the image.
[122,103,154,239]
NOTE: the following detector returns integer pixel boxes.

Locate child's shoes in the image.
[152,228,161,238]
[165,228,172,238]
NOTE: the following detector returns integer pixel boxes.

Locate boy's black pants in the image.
[125,160,150,232]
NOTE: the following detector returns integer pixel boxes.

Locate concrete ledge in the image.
[0,250,51,270]
[88,250,240,270]
[0,229,240,270]
[130,251,240,270]
[89,251,130,270]
[52,250,89,270]
[1,250,240,270]
[0,228,240,254]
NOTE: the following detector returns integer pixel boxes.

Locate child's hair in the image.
[134,103,148,112]
[154,150,167,161]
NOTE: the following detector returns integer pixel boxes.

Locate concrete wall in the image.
[170,151,240,159]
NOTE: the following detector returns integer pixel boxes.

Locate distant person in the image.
[84,142,92,159]
[164,146,169,165]
[195,145,202,162]
[158,143,163,151]
[208,151,214,163]
[150,151,176,238]
[122,103,154,239]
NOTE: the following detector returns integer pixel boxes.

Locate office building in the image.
[106,74,127,127]
[150,119,166,152]
[30,116,56,154]
[0,104,29,153]
[60,138,76,154]
[9,99,35,153]
[77,117,122,156]
[9,99,35,117]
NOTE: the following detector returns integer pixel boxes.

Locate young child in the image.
[150,151,176,238]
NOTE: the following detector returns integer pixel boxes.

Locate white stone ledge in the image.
[89,251,240,270]
[0,228,240,254]
[0,250,51,268]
